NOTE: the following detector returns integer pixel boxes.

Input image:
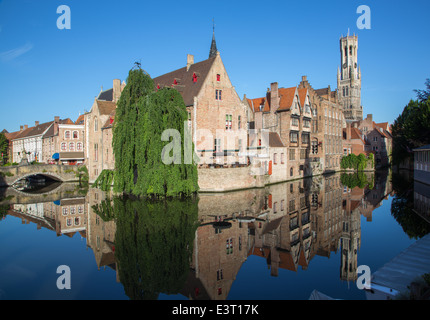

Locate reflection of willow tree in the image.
[391,173,430,239]
[94,196,199,300]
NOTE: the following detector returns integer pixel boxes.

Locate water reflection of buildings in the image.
[2,170,394,300]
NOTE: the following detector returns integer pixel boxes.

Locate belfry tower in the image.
[337,34,363,121]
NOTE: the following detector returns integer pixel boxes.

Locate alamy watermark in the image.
[57,5,71,30]
[356,5,371,30]
[56,265,71,290]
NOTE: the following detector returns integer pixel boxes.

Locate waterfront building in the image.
[245,82,314,181]
[351,114,393,167]
[84,79,124,182]
[413,144,430,185]
[298,77,345,174]
[42,116,85,165]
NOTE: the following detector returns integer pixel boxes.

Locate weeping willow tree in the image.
[110,196,199,300]
[113,66,198,197]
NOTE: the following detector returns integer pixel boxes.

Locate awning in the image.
[52,153,60,160]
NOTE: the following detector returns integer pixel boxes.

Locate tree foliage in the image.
[392,79,430,166]
[0,132,8,164]
[112,66,198,197]
[340,153,373,171]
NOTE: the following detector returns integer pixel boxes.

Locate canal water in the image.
[0,169,428,300]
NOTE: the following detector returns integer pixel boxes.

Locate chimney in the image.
[20,125,23,131]
[113,79,121,103]
[187,54,194,71]
[35,121,39,126]
[270,82,279,112]
[367,114,373,122]
[54,116,60,135]
[24,125,28,130]
[302,75,307,83]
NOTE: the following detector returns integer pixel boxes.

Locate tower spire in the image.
[209,18,218,58]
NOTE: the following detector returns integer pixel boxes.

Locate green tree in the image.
[0,132,8,164]
[392,80,430,166]
[112,66,198,197]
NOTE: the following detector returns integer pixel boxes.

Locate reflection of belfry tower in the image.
[340,209,361,282]
[337,33,363,122]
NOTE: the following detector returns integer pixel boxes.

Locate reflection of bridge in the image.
[0,164,81,187]
[0,182,86,205]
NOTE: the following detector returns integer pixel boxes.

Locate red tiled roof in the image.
[298,88,308,107]
[277,87,297,111]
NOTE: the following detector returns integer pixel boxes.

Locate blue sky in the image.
[0,0,429,132]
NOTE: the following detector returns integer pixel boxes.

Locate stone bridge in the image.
[0,164,82,187]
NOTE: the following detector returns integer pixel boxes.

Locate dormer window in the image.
[173,79,178,85]
[157,84,160,89]
[217,74,221,81]
[193,73,198,83]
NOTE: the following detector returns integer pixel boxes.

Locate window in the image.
[94,143,98,162]
[290,167,294,177]
[188,112,192,128]
[61,142,66,151]
[69,142,75,151]
[274,202,277,213]
[214,139,221,152]
[217,269,223,280]
[273,153,277,164]
[77,142,83,151]
[78,206,83,214]
[289,199,295,212]
[66,218,72,227]
[290,132,298,143]
[217,74,221,81]
[373,136,378,142]
[302,133,310,144]
[281,200,285,211]
[281,153,284,164]
[304,119,310,128]
[292,117,299,126]
[225,114,232,130]
[289,149,295,160]
[73,131,78,139]
[70,207,76,215]
[62,208,68,216]
[65,131,71,139]
[94,118,98,132]
[216,89,222,100]
[238,116,241,130]
[192,73,198,83]
[74,217,80,226]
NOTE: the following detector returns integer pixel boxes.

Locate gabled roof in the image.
[298,88,308,107]
[248,86,297,113]
[96,100,117,116]
[75,114,85,125]
[98,88,113,101]
[278,87,297,111]
[42,118,75,138]
[153,56,217,106]
[102,110,116,130]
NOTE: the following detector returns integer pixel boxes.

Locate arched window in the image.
[69,142,75,151]
[77,142,83,151]
[62,208,68,216]
[73,131,78,139]
[65,131,71,139]
[290,167,294,177]
[61,142,67,151]
[94,117,98,132]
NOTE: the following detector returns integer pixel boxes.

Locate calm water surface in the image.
[0,170,428,300]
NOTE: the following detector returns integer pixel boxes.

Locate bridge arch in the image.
[10,172,64,186]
